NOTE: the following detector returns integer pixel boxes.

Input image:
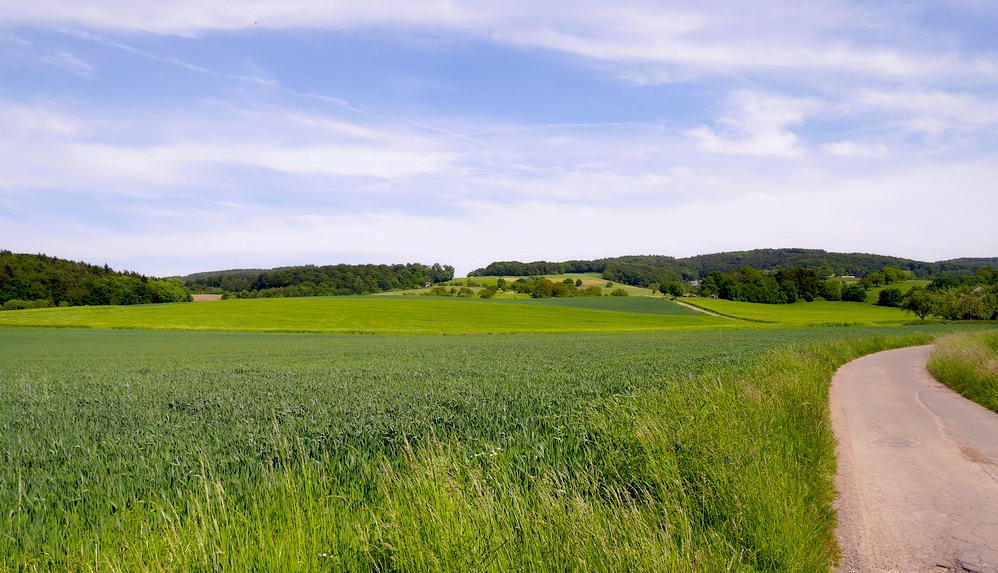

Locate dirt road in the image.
[832,345,998,572]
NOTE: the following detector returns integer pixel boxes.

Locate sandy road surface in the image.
[832,345,998,572]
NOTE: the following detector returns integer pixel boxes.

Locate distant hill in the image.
[180,269,265,281]
[0,250,191,308]
[469,249,998,287]
[181,263,455,297]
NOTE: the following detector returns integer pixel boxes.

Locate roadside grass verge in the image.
[0,326,957,572]
[927,330,998,413]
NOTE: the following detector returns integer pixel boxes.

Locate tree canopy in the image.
[183,263,455,298]
[0,251,191,309]
[468,249,998,288]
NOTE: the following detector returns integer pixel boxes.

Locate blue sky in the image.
[1,1,996,276]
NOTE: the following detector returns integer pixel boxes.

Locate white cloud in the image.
[822,141,889,158]
[3,153,996,277]
[0,101,456,192]
[688,92,812,157]
[852,89,998,135]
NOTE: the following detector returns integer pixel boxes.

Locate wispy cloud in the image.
[42,51,94,76]
[5,1,996,82]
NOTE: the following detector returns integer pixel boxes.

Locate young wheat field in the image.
[0,324,971,572]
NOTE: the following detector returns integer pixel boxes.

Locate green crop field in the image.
[683,297,915,325]
[0,297,733,334]
[502,296,704,316]
[0,325,965,572]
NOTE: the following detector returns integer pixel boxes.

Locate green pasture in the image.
[0,296,729,334]
[862,280,930,305]
[684,297,915,325]
[384,273,656,297]
[503,296,704,316]
[0,325,964,572]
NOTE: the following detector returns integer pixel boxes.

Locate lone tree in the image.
[901,287,938,320]
[659,281,684,298]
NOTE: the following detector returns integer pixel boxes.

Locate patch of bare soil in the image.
[192,294,223,302]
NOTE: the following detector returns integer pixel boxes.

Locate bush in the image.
[2,299,52,311]
[610,288,629,297]
[841,284,868,303]
[877,288,903,307]
[575,279,583,287]
[606,282,613,288]
[819,280,842,301]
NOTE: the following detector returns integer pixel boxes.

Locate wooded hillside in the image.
[182,263,455,297]
[0,251,191,309]
[469,249,998,287]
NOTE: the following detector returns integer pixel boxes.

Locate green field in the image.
[3,293,993,571]
[503,296,704,316]
[0,326,961,571]
[383,273,657,298]
[0,297,731,334]
[853,280,930,306]
[684,297,915,325]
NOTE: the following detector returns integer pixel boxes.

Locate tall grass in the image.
[927,330,998,412]
[0,327,953,571]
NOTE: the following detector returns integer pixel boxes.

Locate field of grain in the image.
[0,325,961,571]
[0,296,732,334]
[683,297,914,325]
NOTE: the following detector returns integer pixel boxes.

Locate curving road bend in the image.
[832,345,998,572]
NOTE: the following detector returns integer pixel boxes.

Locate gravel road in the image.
[832,345,998,572]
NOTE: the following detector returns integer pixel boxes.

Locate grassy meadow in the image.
[0,326,962,572]
[380,273,657,298]
[859,280,930,306]
[0,296,729,334]
[683,297,914,326]
[927,330,998,413]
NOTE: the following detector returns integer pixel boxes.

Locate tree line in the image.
[0,251,191,310]
[896,268,998,320]
[469,249,998,287]
[697,265,915,304]
[185,263,455,298]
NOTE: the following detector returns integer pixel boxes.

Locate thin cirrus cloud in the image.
[0,0,996,274]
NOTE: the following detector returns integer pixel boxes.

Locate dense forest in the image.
[0,251,192,310]
[696,263,998,319]
[469,249,998,286]
[183,263,455,298]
